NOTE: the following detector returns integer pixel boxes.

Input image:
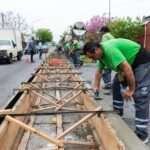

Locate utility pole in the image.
[108,0,111,22]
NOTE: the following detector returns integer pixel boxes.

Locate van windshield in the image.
[0,40,11,46]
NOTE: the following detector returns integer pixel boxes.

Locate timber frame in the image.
[0,55,149,150]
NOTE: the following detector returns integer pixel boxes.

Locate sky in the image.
[0,0,149,41]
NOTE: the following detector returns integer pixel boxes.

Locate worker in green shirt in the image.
[63,41,72,58]
[94,26,114,98]
[69,39,81,67]
[83,38,150,144]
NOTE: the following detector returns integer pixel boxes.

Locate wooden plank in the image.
[0,93,31,150]
[56,80,64,150]
[64,140,96,147]
[60,83,83,100]
[55,90,82,111]
[57,106,102,139]
[32,106,56,112]
[6,115,59,145]
[0,109,12,114]
[32,91,60,107]
[17,116,35,150]
[17,95,42,150]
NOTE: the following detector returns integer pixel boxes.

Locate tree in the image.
[108,17,144,41]
[36,28,53,42]
[0,11,28,32]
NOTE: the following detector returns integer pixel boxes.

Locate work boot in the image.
[135,132,149,144]
[134,131,149,144]
[94,91,103,100]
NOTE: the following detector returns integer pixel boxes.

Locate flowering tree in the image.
[85,15,109,32]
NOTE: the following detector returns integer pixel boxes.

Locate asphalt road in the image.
[0,54,43,108]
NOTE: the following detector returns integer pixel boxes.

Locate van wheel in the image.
[8,54,13,64]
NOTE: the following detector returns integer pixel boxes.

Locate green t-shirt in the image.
[72,41,81,49]
[64,42,70,50]
[101,33,114,42]
[96,38,141,71]
[96,32,114,69]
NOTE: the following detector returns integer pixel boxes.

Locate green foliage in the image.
[108,17,144,41]
[36,28,53,42]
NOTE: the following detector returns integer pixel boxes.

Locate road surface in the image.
[0,54,43,108]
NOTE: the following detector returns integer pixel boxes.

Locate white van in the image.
[0,29,23,63]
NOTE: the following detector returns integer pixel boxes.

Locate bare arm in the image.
[94,69,102,91]
[119,61,135,97]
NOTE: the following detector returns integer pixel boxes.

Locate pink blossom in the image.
[85,15,109,32]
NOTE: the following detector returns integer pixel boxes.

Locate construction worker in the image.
[94,26,114,98]
[83,38,150,144]
[28,37,35,63]
[69,39,81,68]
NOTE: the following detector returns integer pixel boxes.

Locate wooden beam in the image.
[64,140,96,147]
[17,116,35,150]
[61,83,83,100]
[32,106,56,112]
[17,96,42,150]
[57,106,102,139]
[56,80,64,150]
[34,72,81,75]
[32,91,60,107]
[55,90,82,111]
[0,109,12,115]
[6,115,60,145]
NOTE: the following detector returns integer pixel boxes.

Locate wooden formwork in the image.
[0,55,149,150]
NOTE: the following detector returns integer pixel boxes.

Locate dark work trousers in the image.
[30,51,34,63]
[39,49,43,59]
[102,69,112,87]
[70,50,80,67]
[112,62,150,139]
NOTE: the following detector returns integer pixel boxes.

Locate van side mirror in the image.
[13,43,17,48]
[12,40,16,48]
